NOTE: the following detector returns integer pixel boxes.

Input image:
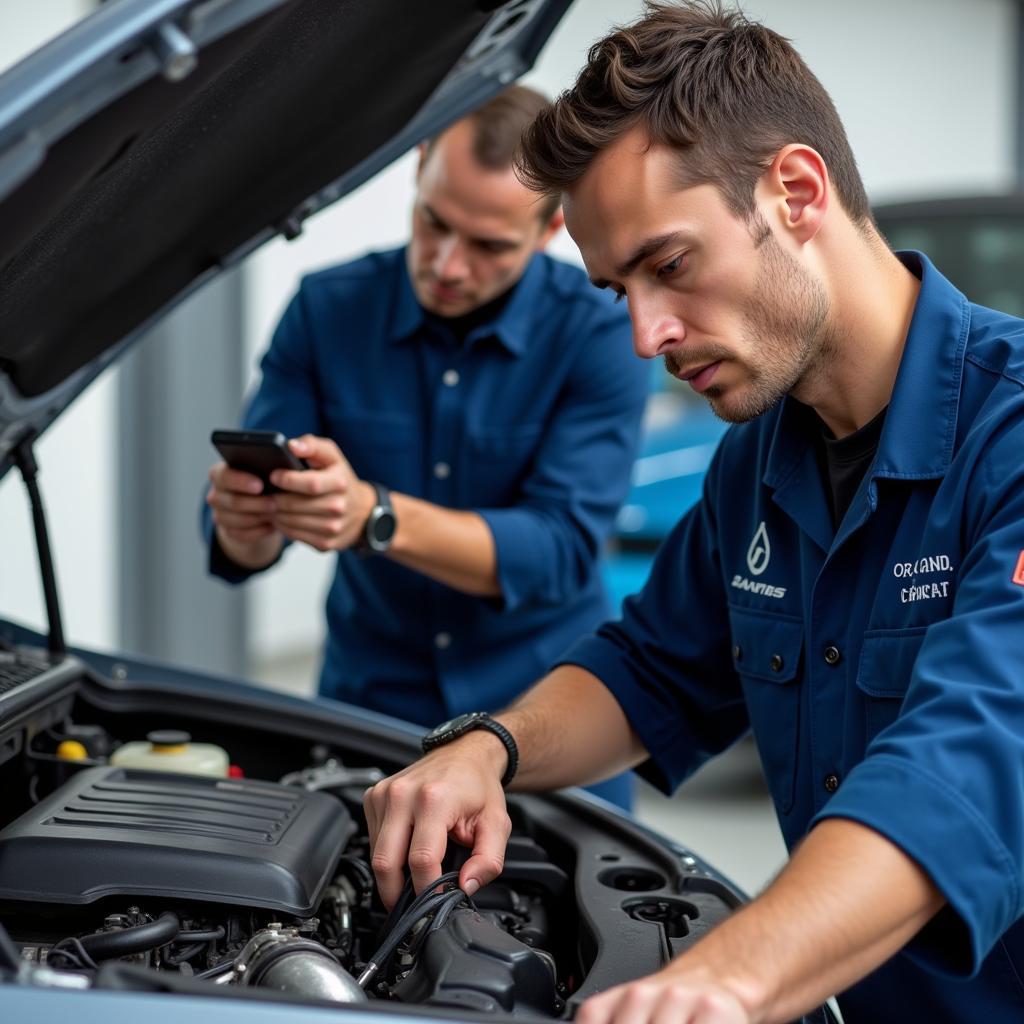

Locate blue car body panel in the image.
[604,379,727,610]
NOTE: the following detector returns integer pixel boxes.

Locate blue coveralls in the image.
[204,247,649,807]
[564,253,1024,1020]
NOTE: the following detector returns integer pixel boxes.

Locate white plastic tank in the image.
[110,730,229,777]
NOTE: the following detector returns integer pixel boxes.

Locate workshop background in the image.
[1,0,1021,896]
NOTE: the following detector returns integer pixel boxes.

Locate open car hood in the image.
[0,0,572,481]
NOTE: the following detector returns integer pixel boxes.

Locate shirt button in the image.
[770,653,784,673]
[732,644,743,663]
[433,461,451,480]
[434,632,452,650]
[824,773,840,794]
[442,369,460,387]
[824,645,842,666]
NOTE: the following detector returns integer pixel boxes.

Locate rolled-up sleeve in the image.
[476,302,648,613]
[812,411,1024,977]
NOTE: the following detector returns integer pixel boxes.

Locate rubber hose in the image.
[80,911,180,961]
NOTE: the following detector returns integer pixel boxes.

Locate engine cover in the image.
[0,766,353,915]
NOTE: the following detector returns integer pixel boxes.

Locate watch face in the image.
[369,510,396,543]
[431,716,460,738]
[366,508,396,551]
[428,712,477,740]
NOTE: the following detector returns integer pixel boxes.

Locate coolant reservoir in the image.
[110,730,229,777]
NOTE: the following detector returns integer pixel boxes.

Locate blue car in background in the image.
[604,371,727,609]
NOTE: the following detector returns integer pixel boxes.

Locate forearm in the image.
[495,665,647,791]
[666,818,945,1022]
[386,491,500,597]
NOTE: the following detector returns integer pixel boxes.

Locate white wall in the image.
[0,0,120,650]
[244,0,1018,668]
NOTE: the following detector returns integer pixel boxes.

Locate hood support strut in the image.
[11,431,65,658]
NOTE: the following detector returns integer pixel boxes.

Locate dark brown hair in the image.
[425,85,561,220]
[516,1,871,226]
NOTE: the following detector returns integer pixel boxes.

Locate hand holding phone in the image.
[209,431,376,558]
[210,429,309,492]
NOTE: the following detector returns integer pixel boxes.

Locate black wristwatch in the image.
[362,482,396,553]
[421,712,518,788]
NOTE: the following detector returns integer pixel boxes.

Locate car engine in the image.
[0,649,746,1018]
[0,754,569,1013]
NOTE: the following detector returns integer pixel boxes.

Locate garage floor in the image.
[252,651,789,899]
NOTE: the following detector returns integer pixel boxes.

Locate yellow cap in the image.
[56,740,89,760]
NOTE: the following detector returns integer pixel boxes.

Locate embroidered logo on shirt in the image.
[732,521,786,599]
[746,521,771,576]
[892,553,956,604]
[1013,550,1024,587]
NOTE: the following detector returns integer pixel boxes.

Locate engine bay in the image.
[0,639,743,1018]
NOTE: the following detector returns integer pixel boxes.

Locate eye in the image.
[656,253,686,279]
[612,288,627,304]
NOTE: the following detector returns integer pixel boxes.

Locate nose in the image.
[629,294,685,361]
[433,236,469,282]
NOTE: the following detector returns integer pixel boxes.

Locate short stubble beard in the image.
[680,223,833,424]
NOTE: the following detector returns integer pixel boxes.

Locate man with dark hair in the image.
[364,4,1024,1021]
[202,85,648,809]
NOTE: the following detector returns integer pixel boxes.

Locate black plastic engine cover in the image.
[393,908,558,1016]
[0,766,353,915]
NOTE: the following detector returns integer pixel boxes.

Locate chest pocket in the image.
[322,408,421,486]
[728,606,804,815]
[463,423,544,506]
[855,626,927,740]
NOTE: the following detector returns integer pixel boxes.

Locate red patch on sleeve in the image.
[1014,551,1024,587]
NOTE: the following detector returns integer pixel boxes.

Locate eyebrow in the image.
[590,231,690,288]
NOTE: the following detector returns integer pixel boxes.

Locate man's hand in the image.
[206,462,283,569]
[363,731,513,908]
[268,434,376,552]
[577,971,751,1024]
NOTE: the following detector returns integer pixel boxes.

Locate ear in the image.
[759,144,828,244]
[535,205,565,250]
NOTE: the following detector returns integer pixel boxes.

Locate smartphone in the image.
[211,429,308,491]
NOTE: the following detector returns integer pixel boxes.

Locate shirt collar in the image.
[386,248,546,357]
[764,250,970,489]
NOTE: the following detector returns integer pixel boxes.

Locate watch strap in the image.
[422,712,518,788]
[361,481,395,553]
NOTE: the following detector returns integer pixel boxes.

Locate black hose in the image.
[429,888,472,932]
[48,936,99,971]
[337,855,376,897]
[165,942,207,965]
[360,886,457,985]
[80,912,180,961]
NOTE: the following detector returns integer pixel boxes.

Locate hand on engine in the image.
[363,732,512,908]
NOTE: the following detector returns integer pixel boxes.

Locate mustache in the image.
[664,346,733,377]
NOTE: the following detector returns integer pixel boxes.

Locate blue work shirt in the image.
[563,253,1024,1021]
[205,247,647,729]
